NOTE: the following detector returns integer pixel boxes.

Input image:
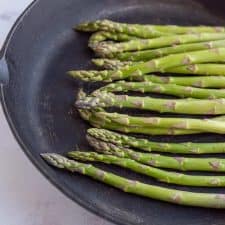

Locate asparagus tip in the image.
[41,153,62,167]
[75,22,91,31]
[67,70,78,78]
[91,58,104,66]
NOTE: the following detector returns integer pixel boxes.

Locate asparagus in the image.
[68,70,110,82]
[89,31,138,47]
[76,19,225,37]
[92,58,132,70]
[167,64,225,76]
[92,33,225,56]
[102,40,225,61]
[97,81,225,99]
[76,20,169,38]
[68,69,225,88]
[143,75,225,88]
[79,109,200,135]
[68,151,225,187]
[42,153,225,208]
[79,109,225,134]
[92,58,225,78]
[77,90,200,136]
[69,48,225,81]
[87,136,225,172]
[76,90,225,115]
[87,128,225,154]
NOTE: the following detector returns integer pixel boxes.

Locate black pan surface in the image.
[1,0,225,224]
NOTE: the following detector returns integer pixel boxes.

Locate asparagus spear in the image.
[143,75,225,88]
[97,81,225,99]
[100,40,225,61]
[68,69,225,88]
[79,109,225,134]
[76,19,225,37]
[87,135,225,172]
[167,64,225,76]
[76,20,169,38]
[76,90,225,115]
[92,58,132,70]
[89,31,138,47]
[87,128,225,154]
[92,58,225,78]
[79,109,200,135]
[69,48,225,81]
[68,151,225,187]
[42,153,225,208]
[115,41,225,61]
[92,33,225,56]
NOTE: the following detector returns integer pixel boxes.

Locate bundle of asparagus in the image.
[42,20,225,208]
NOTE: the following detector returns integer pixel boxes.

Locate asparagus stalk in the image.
[69,48,225,81]
[76,19,225,37]
[87,128,225,154]
[92,58,132,70]
[92,58,225,78]
[89,31,138,47]
[79,109,225,134]
[76,90,225,115]
[68,70,110,82]
[102,40,225,61]
[68,69,225,88]
[92,33,225,56]
[143,75,225,88]
[167,64,225,76]
[87,136,225,172]
[76,20,169,38]
[68,151,225,187]
[97,81,225,99]
[42,153,225,208]
[79,109,200,135]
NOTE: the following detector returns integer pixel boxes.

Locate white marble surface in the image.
[0,1,113,225]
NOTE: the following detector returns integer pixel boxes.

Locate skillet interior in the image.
[3,0,225,224]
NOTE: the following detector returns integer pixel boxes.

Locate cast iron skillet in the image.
[1,0,225,224]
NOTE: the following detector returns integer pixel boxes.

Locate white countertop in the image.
[0,1,112,225]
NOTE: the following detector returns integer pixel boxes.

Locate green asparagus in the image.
[89,31,138,47]
[167,63,225,76]
[76,19,225,37]
[69,48,225,81]
[87,128,225,154]
[79,109,201,135]
[68,151,225,187]
[143,75,225,88]
[96,81,225,99]
[76,19,169,38]
[92,33,225,56]
[102,40,225,60]
[68,69,225,88]
[92,58,225,78]
[76,90,225,115]
[42,153,225,208]
[92,58,132,70]
[79,108,225,134]
[87,135,225,172]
